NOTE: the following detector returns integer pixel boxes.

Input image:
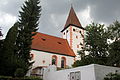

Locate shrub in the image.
[0,76,42,80]
[14,68,25,77]
[24,76,42,80]
[104,72,120,80]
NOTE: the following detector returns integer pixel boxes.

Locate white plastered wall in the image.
[62,26,84,60]
[62,27,71,45]
[43,64,120,80]
[71,26,84,60]
[31,50,75,68]
[44,64,96,80]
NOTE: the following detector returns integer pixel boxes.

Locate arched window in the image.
[52,55,57,66]
[61,57,66,68]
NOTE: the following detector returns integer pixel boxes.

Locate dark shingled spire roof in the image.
[61,6,84,32]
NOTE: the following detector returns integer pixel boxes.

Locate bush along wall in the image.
[0,76,42,80]
[104,71,120,80]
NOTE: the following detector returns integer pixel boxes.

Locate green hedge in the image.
[104,72,120,80]
[0,76,42,80]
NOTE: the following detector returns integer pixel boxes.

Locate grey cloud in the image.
[0,0,25,16]
[88,0,120,23]
[71,0,120,24]
[1,0,120,37]
[40,0,120,36]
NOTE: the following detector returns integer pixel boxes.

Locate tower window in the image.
[64,32,65,35]
[79,31,81,33]
[77,45,79,48]
[76,36,78,39]
[66,30,68,33]
[42,60,45,64]
[73,28,75,31]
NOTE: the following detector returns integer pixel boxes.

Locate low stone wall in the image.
[43,64,120,80]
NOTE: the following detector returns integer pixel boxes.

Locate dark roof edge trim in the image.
[61,24,85,32]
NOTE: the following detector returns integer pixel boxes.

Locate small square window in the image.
[79,31,81,33]
[73,29,75,31]
[76,36,78,39]
[66,30,68,33]
[43,60,45,64]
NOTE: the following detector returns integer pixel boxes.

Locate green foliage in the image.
[72,55,93,67]
[108,20,120,41]
[73,22,109,67]
[25,76,43,80]
[0,0,41,76]
[85,23,109,58]
[107,21,120,67]
[14,68,25,77]
[0,29,3,66]
[77,49,85,59]
[0,76,12,79]
[15,0,41,75]
[0,76,42,80]
[0,39,3,67]
[0,22,19,76]
[73,21,120,67]
[104,72,120,80]
[107,40,120,67]
[17,0,41,60]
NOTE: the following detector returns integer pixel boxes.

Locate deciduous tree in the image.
[107,21,120,67]
[73,22,109,67]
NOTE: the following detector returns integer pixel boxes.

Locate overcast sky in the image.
[0,0,120,38]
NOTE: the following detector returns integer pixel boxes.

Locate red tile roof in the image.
[61,6,84,32]
[31,32,75,57]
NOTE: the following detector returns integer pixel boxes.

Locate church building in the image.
[30,6,84,75]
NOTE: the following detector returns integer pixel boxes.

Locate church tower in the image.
[61,6,84,60]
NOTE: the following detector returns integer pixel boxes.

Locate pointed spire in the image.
[61,6,84,32]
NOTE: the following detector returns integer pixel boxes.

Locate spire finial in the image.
[69,0,73,8]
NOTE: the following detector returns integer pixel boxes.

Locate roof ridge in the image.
[37,32,66,40]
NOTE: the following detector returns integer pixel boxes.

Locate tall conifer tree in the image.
[0,22,19,76]
[0,28,4,75]
[16,0,41,74]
